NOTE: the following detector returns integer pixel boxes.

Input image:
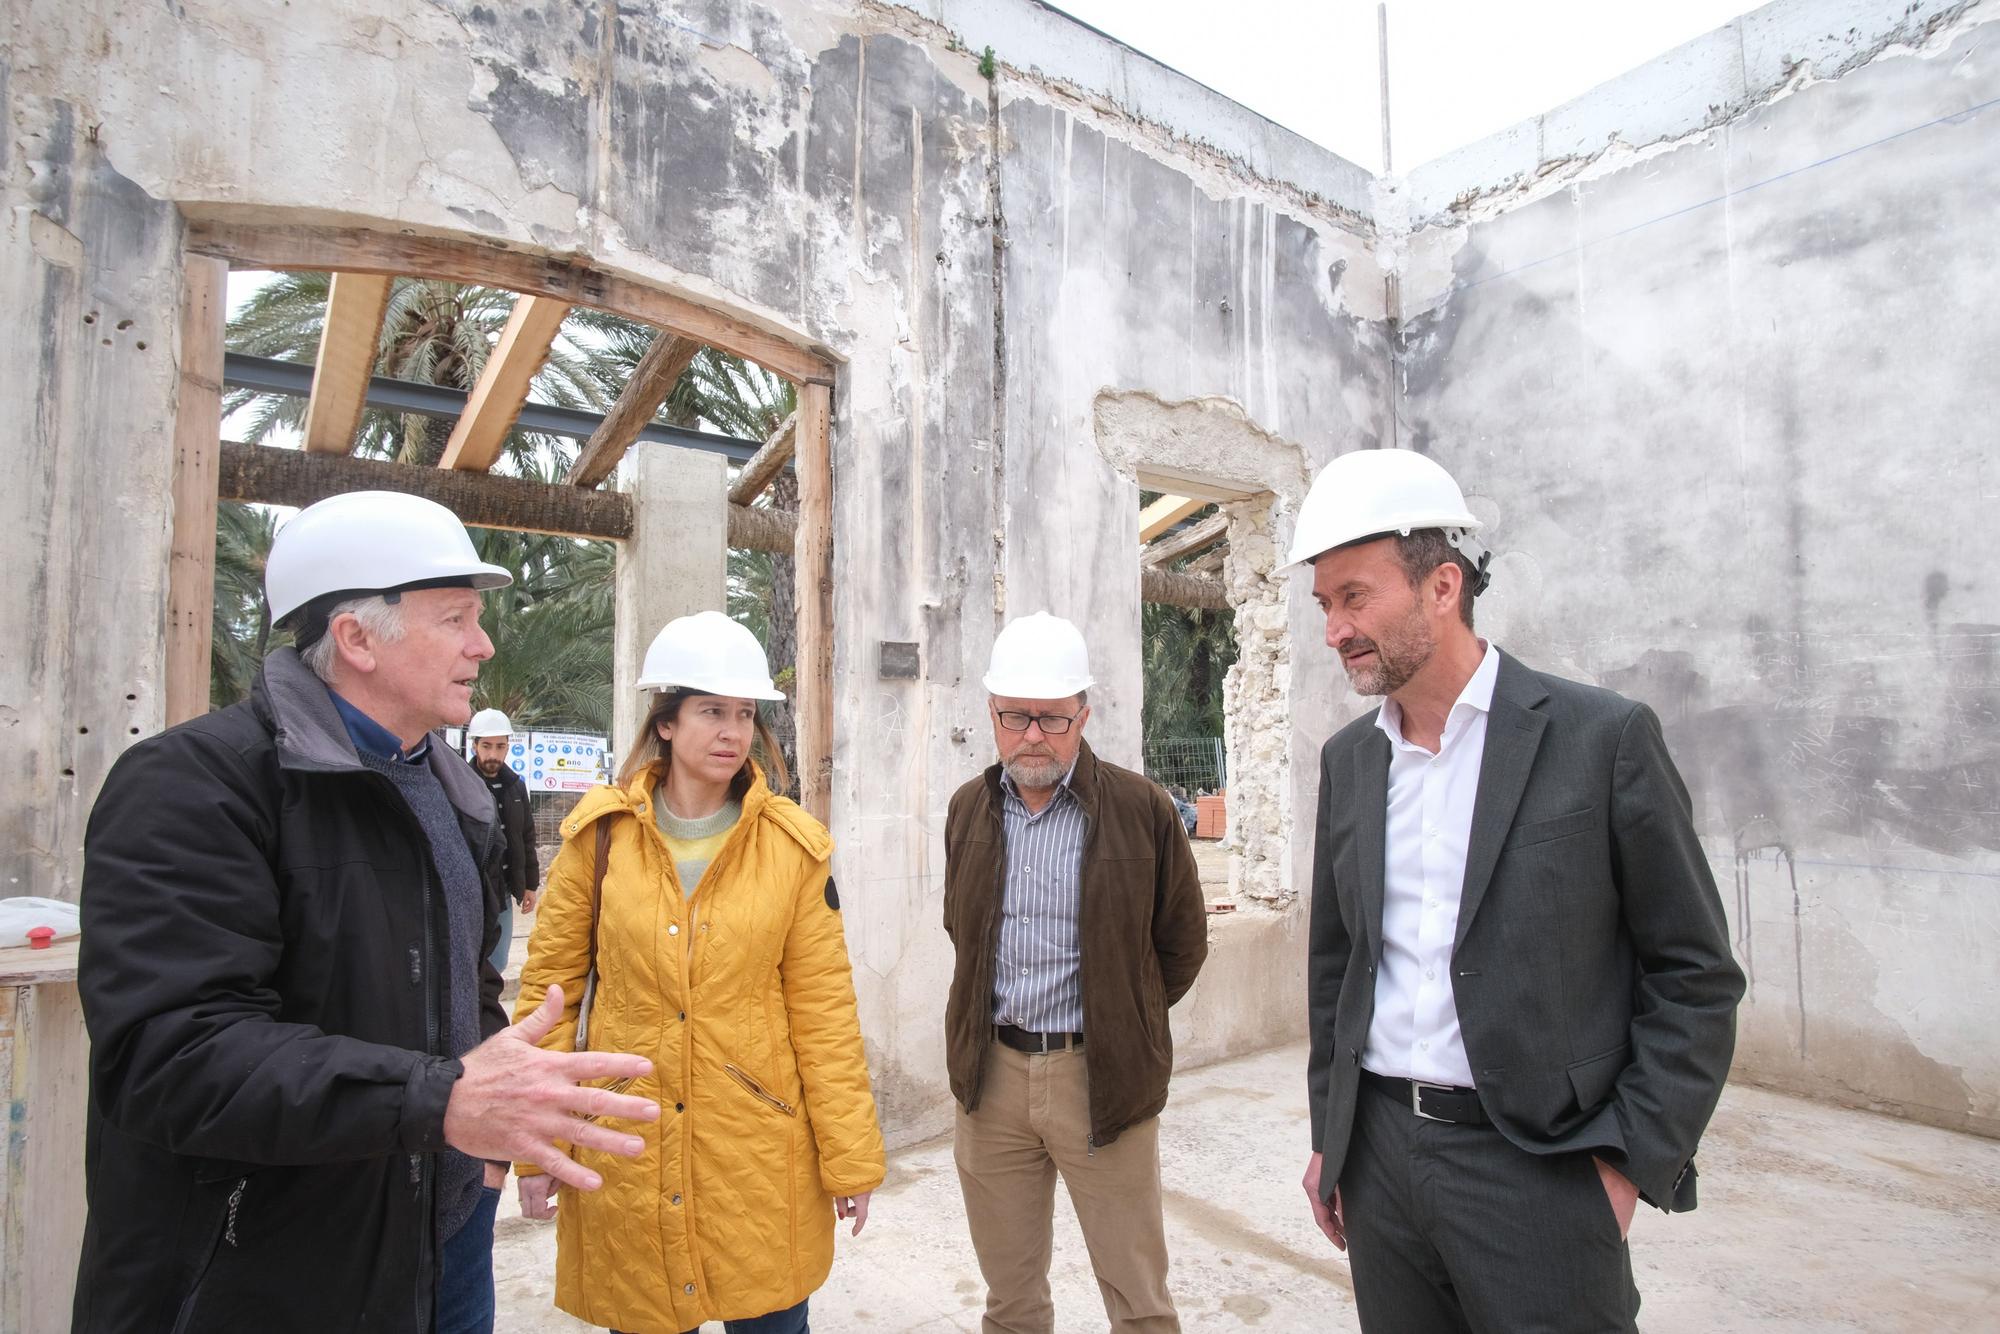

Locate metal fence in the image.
[1143,737,1226,799]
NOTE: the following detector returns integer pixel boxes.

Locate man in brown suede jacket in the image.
[943,612,1209,1334]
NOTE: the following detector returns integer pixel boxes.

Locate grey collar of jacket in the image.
[256,647,497,829]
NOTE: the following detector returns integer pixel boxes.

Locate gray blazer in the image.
[1306,650,1745,1211]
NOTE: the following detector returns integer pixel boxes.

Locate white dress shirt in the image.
[1361,640,1500,1088]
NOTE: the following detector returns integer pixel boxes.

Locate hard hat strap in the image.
[1444,528,1493,597]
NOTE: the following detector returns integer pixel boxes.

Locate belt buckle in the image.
[1410,1080,1452,1122]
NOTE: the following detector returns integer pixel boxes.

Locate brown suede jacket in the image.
[943,740,1209,1145]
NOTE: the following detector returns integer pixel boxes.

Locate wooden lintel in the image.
[793,383,834,822]
[1141,567,1229,611]
[1143,511,1230,568]
[184,219,836,387]
[216,441,793,552]
[727,410,798,505]
[1139,494,1206,543]
[167,257,228,725]
[301,272,392,455]
[439,294,571,471]
[568,332,700,488]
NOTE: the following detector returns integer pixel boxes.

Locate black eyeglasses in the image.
[994,710,1080,735]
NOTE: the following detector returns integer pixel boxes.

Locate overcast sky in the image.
[1048,0,1763,174]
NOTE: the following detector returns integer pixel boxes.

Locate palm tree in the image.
[210,502,281,710]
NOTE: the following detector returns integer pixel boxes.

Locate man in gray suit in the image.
[1293,450,1744,1332]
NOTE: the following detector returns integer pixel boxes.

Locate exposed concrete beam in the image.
[728,410,798,506]
[216,441,795,553]
[301,271,392,455]
[1142,568,1229,611]
[439,294,571,471]
[1143,511,1229,567]
[1139,494,1205,542]
[185,219,837,386]
[568,331,701,488]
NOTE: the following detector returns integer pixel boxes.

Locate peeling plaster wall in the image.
[1394,0,2000,1135]
[1,0,1382,1150]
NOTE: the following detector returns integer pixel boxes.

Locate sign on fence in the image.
[463,730,611,793]
[523,731,610,793]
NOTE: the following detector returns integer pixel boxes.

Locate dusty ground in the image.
[487,1036,2000,1333]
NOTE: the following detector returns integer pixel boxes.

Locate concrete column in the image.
[613,444,729,756]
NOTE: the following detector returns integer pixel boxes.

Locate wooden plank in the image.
[1139,494,1205,542]
[0,941,80,987]
[1141,567,1230,611]
[167,256,227,727]
[1,978,89,1334]
[301,271,392,455]
[438,294,571,471]
[727,410,798,505]
[567,332,700,488]
[216,442,794,552]
[184,219,835,387]
[1143,511,1229,568]
[793,382,833,822]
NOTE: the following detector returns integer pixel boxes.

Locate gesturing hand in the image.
[443,984,657,1191]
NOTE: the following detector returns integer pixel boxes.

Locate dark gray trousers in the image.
[1341,1079,1640,1334]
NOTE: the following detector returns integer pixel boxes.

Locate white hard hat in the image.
[1282,450,1491,592]
[467,708,514,738]
[266,491,512,624]
[637,610,786,701]
[983,612,1094,699]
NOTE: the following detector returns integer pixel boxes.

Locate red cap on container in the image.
[26,926,55,950]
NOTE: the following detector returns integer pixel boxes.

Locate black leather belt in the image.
[996,1024,1083,1054]
[1361,1070,1490,1125]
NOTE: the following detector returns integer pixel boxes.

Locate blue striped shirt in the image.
[991,768,1088,1033]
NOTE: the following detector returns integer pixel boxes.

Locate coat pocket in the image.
[1566,1042,1631,1111]
[1505,806,1596,851]
[725,1063,797,1117]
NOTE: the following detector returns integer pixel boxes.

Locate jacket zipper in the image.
[168,1176,247,1334]
[970,801,1009,1110]
[362,771,448,1334]
[724,1064,797,1116]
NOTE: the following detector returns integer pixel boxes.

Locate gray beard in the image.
[1002,754,1068,790]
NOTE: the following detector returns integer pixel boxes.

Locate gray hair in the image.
[300,595,409,681]
[1393,530,1478,630]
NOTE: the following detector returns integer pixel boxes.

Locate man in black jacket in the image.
[467,708,539,974]
[73,491,657,1334]
[1292,453,1743,1332]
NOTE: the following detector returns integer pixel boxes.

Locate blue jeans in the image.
[437,1185,501,1334]
[620,1299,809,1334]
[489,902,515,974]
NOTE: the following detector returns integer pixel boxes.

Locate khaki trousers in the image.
[952,1042,1179,1334]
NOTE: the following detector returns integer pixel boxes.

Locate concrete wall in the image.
[8,0,1988,1165]
[0,0,1383,1150]
[1393,0,2000,1135]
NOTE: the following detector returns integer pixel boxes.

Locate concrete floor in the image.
[490,1040,2000,1333]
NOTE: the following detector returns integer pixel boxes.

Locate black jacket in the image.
[486,763,539,902]
[1307,651,1744,1212]
[72,650,508,1333]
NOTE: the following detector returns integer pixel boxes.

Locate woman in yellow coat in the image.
[514,611,884,1334]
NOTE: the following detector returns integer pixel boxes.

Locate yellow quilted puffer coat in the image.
[513,766,884,1332]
